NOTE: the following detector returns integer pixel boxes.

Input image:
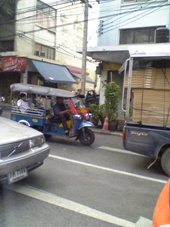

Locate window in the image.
[34,43,55,60]
[36,0,56,33]
[0,40,14,51]
[119,26,165,44]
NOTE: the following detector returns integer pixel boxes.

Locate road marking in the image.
[5,183,135,227]
[99,146,147,157]
[49,155,167,184]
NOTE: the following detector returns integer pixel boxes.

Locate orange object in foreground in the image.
[102,114,109,131]
[153,179,170,227]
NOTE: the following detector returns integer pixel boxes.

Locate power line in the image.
[2,2,167,38]
[0,0,168,50]
[97,2,169,36]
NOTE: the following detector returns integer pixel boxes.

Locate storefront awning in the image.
[32,60,77,84]
[72,73,95,84]
[66,65,89,75]
[66,65,95,84]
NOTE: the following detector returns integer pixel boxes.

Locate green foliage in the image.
[89,103,107,122]
[109,114,117,121]
[89,103,100,121]
[102,81,121,121]
[98,104,106,119]
[0,0,15,21]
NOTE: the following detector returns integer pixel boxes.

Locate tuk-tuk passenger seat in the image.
[51,115,62,123]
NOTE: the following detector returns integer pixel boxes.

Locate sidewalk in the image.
[92,126,122,137]
[1,106,122,137]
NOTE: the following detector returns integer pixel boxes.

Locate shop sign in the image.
[1,57,27,73]
[103,63,121,71]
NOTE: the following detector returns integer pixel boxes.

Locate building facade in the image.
[0,0,97,102]
[84,0,170,110]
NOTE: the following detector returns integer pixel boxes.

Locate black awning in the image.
[32,60,77,84]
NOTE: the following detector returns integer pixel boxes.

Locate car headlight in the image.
[29,136,45,148]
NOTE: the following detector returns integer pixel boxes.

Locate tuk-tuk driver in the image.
[53,97,70,135]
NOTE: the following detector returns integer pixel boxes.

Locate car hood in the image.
[0,117,43,145]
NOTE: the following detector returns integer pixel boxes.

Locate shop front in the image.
[0,56,27,102]
[0,56,77,103]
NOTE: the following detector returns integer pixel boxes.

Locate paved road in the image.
[0,130,168,227]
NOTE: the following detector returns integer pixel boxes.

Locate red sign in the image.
[1,57,27,73]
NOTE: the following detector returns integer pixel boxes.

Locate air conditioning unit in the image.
[34,51,40,56]
[40,51,45,57]
[155,27,169,43]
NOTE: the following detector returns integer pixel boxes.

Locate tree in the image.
[0,0,15,21]
[102,81,121,121]
[0,0,15,51]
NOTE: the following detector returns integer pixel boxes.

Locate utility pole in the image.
[81,0,89,95]
[80,0,99,95]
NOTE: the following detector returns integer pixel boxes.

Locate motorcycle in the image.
[10,83,95,146]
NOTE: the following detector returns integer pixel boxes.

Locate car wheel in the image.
[161,148,170,176]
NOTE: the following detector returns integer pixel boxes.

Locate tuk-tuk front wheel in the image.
[79,128,95,146]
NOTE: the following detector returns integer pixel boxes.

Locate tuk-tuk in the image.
[10,83,95,146]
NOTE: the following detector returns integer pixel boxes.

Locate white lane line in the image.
[99,146,146,157]
[6,184,135,227]
[49,155,167,184]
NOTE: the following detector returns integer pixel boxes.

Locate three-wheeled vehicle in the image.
[10,83,95,146]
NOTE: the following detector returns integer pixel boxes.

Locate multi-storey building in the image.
[0,0,96,102]
[81,0,170,105]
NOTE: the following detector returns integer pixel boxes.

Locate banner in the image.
[1,57,27,73]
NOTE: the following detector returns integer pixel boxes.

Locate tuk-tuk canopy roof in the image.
[10,83,76,98]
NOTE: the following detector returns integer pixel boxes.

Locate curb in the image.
[92,128,122,137]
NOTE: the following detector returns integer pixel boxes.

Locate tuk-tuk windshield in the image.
[71,97,86,110]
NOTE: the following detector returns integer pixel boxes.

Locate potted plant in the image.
[89,103,100,126]
[102,81,121,131]
[109,113,119,131]
[98,104,106,128]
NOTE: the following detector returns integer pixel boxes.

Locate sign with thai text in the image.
[1,57,27,73]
